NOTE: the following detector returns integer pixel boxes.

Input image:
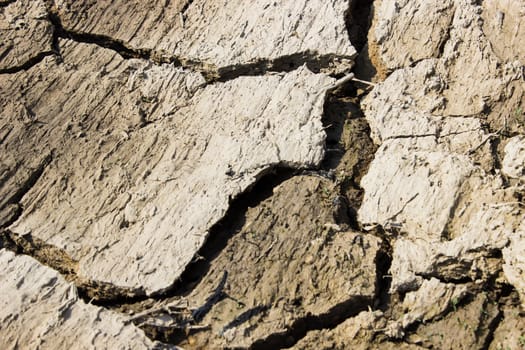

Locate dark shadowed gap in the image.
[0,204,22,228]
[481,310,503,350]
[0,10,63,74]
[478,281,519,350]
[320,86,358,170]
[180,0,194,17]
[0,51,56,74]
[0,0,16,7]
[48,11,160,62]
[0,153,53,228]
[345,0,374,53]
[48,10,355,83]
[250,296,371,349]
[2,153,52,210]
[373,227,393,312]
[345,0,380,81]
[320,81,377,230]
[215,51,355,82]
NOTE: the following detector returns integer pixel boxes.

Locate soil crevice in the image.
[251,296,372,350]
[0,51,56,74]
[1,153,53,227]
[47,9,355,83]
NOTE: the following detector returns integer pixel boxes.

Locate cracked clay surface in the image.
[1,0,524,349]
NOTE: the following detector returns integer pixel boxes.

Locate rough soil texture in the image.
[165,176,381,349]
[0,249,163,349]
[0,0,54,73]
[1,0,524,349]
[52,0,356,74]
[2,39,332,294]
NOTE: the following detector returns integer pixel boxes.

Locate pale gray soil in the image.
[1,0,524,349]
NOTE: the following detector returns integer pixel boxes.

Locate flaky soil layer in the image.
[1,0,524,349]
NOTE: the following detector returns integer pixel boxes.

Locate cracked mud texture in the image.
[171,176,381,349]
[356,0,525,345]
[2,38,334,294]
[0,0,54,73]
[1,0,525,349]
[0,249,165,349]
[53,0,356,73]
[360,0,525,297]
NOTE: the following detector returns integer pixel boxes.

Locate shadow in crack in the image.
[166,166,298,298]
[320,82,377,230]
[346,0,374,53]
[321,82,371,171]
[250,296,371,349]
[90,166,299,308]
[0,0,16,7]
[49,9,354,84]
[345,0,387,81]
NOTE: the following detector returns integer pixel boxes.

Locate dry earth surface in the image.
[0,0,524,349]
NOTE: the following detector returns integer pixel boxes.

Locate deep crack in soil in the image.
[92,0,382,348]
[0,0,16,6]
[0,2,382,349]
[46,7,355,83]
[251,296,372,350]
[0,50,56,74]
[0,153,53,227]
[135,52,382,350]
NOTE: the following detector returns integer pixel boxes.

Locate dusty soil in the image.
[1,0,524,349]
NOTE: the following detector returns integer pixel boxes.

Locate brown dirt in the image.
[175,176,381,349]
[355,1,389,82]
[2,1,525,349]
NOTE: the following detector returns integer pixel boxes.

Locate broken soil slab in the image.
[290,310,424,350]
[482,0,525,64]
[489,305,525,350]
[388,182,521,294]
[411,292,500,350]
[385,278,468,338]
[2,39,334,295]
[52,0,356,73]
[0,0,54,73]
[0,249,168,349]
[142,176,383,349]
[373,0,455,70]
[355,2,525,341]
[358,145,474,239]
[370,0,522,118]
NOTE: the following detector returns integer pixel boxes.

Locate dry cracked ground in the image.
[0,0,524,349]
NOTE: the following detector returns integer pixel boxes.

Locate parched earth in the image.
[0,0,524,349]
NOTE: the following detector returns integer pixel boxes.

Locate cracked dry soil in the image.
[1,0,525,349]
